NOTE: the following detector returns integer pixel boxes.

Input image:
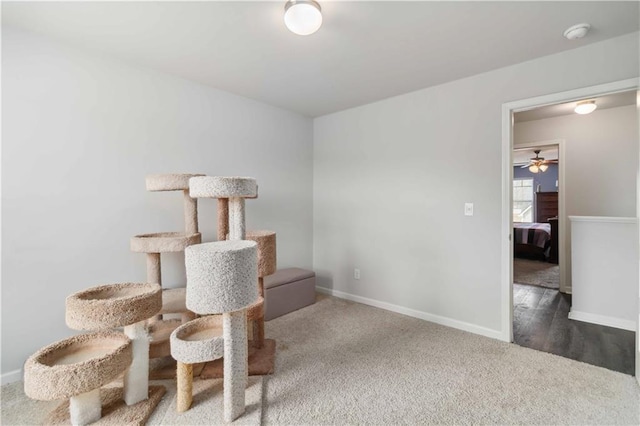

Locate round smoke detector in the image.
[563,23,591,40]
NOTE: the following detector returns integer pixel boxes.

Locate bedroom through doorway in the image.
[509,90,637,376]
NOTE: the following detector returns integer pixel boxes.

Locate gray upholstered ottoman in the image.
[264,268,316,321]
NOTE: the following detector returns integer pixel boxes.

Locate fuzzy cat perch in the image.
[185,240,259,422]
[190,177,277,375]
[185,176,262,421]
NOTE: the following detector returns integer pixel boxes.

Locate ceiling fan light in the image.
[284,0,322,36]
[529,165,539,173]
[575,100,597,115]
[539,164,549,172]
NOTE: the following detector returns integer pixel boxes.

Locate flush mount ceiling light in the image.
[284,0,322,36]
[574,100,597,115]
[563,23,591,40]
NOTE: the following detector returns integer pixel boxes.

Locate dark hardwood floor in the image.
[513,283,635,375]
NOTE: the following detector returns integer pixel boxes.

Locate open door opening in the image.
[501,80,639,377]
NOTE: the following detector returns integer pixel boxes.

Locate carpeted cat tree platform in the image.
[22,173,280,424]
[24,282,165,425]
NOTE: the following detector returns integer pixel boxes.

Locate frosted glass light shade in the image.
[529,165,539,173]
[284,0,322,36]
[575,100,597,114]
[539,164,549,172]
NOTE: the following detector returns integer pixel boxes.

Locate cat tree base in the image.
[200,339,276,378]
[45,385,166,425]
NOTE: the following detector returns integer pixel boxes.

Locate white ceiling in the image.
[515,91,637,122]
[3,1,639,117]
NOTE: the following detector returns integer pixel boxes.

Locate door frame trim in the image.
[500,78,639,350]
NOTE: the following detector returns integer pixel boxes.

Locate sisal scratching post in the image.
[176,362,193,412]
[24,332,133,426]
[185,240,258,421]
[66,283,162,406]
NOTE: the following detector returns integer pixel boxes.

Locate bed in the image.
[513,222,553,261]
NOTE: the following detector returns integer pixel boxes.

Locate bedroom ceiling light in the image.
[284,0,322,36]
[528,165,539,174]
[574,100,597,114]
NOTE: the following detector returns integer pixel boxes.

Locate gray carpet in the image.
[514,258,560,289]
[3,295,639,425]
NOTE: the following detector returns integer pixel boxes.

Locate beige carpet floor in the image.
[3,295,639,425]
[514,258,560,289]
[263,295,639,425]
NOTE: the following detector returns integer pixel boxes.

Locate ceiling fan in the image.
[519,150,557,173]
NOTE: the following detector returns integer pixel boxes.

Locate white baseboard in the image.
[1,369,22,385]
[316,286,504,341]
[568,310,636,332]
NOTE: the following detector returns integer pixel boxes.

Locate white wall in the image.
[569,217,638,331]
[313,32,639,337]
[1,27,313,376]
[515,105,639,291]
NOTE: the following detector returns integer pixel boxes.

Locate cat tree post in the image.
[217,198,229,241]
[185,240,258,422]
[146,253,162,286]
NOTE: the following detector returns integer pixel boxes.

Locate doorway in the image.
[500,79,639,378]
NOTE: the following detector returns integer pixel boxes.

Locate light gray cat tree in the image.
[185,176,260,421]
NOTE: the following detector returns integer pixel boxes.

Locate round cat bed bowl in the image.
[146,173,205,192]
[66,283,162,330]
[247,297,264,321]
[149,318,182,359]
[130,232,201,253]
[24,331,132,401]
[189,176,257,199]
[170,316,224,364]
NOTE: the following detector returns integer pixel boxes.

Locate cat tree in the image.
[66,282,162,405]
[182,176,260,421]
[24,282,165,425]
[130,173,203,359]
[24,331,132,426]
[170,312,224,412]
[190,177,277,377]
